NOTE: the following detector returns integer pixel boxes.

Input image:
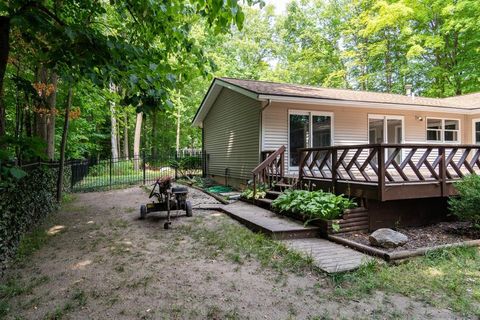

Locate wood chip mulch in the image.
[339,221,480,252]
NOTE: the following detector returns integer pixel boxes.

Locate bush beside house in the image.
[449,174,480,229]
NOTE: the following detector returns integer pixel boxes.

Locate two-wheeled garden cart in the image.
[140,176,192,229]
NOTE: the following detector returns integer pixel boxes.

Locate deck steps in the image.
[219,201,320,240]
[266,190,283,199]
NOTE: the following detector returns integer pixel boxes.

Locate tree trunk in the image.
[109,82,119,160]
[133,112,143,170]
[25,96,32,137]
[46,71,57,160]
[176,108,181,153]
[35,66,48,152]
[123,112,129,159]
[151,109,158,158]
[56,86,72,202]
[0,17,10,137]
[116,120,121,158]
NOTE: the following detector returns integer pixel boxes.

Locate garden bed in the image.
[331,221,480,261]
[275,207,369,236]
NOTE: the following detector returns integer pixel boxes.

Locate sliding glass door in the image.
[368,115,404,162]
[289,111,333,169]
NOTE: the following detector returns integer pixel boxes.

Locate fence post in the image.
[142,150,146,185]
[175,151,178,180]
[109,156,112,189]
[202,151,206,178]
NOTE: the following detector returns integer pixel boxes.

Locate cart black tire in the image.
[164,222,170,229]
[185,201,193,217]
[140,205,147,219]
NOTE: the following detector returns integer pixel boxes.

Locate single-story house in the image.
[192,77,480,228]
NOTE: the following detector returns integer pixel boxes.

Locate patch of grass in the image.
[109,219,129,229]
[0,275,50,318]
[330,246,480,317]
[114,264,125,273]
[0,299,10,318]
[61,193,76,205]
[71,290,87,307]
[182,218,316,275]
[43,289,87,319]
[15,228,50,262]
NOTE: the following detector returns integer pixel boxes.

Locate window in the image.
[426,118,460,142]
[473,120,480,144]
[288,111,333,167]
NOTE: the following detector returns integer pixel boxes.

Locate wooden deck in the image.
[299,143,480,201]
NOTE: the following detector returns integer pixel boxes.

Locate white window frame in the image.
[367,114,405,144]
[287,109,334,171]
[472,118,480,144]
[426,117,461,143]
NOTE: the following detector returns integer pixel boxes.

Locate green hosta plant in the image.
[272,190,356,221]
[241,184,267,200]
[449,174,480,229]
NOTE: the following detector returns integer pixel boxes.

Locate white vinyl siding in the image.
[262,101,469,174]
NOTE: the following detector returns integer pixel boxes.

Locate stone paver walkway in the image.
[198,200,373,273]
[283,238,374,273]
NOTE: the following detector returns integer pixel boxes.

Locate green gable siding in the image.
[203,88,261,182]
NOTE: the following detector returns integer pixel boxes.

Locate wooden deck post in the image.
[298,149,306,183]
[331,149,337,193]
[439,147,446,197]
[280,152,285,179]
[377,145,385,201]
[252,173,257,204]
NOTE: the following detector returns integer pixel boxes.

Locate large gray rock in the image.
[369,228,408,248]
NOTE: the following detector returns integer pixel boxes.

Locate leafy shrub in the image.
[88,160,136,177]
[0,166,58,270]
[449,174,480,229]
[272,190,356,220]
[168,156,202,177]
[191,176,216,188]
[241,184,267,200]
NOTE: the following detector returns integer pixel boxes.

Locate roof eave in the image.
[257,94,480,114]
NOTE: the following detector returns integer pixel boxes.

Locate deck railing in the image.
[299,143,480,200]
[252,145,285,200]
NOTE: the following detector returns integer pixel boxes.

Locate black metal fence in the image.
[70,151,204,192]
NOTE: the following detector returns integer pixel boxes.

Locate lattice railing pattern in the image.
[252,146,286,200]
[299,144,480,185]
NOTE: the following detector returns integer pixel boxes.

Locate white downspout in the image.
[259,99,272,160]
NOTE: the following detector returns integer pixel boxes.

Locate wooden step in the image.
[258,198,273,207]
[275,183,293,188]
[266,190,283,200]
[221,201,320,240]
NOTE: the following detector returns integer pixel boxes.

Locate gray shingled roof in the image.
[219,77,479,109]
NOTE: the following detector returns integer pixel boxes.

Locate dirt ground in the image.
[1,186,465,319]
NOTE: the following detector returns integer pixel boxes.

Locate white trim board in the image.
[258,95,479,115]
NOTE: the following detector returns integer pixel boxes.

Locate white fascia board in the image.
[192,79,259,127]
[216,79,259,100]
[258,94,480,115]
